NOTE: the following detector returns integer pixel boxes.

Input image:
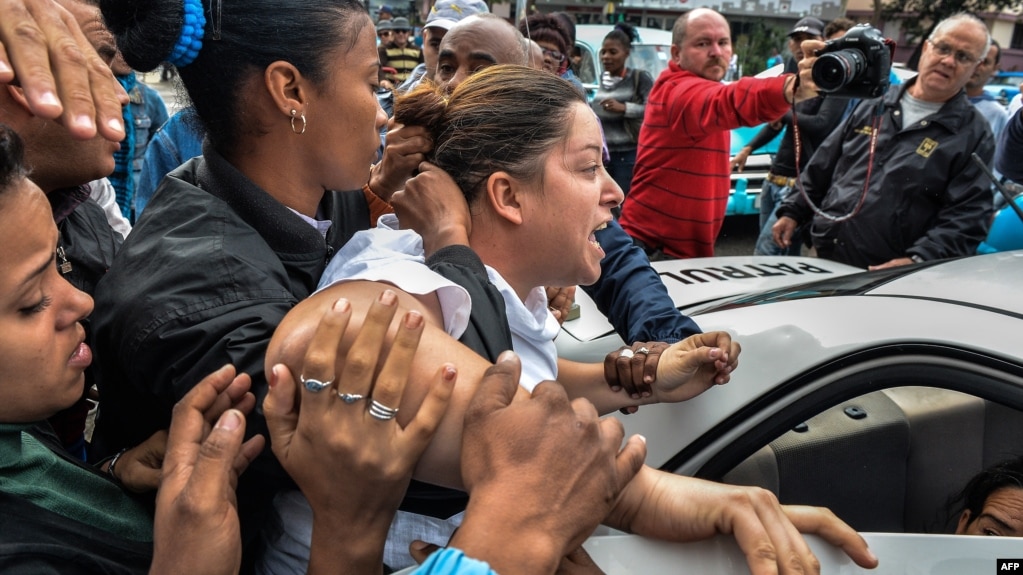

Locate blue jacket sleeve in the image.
[581,221,701,343]
[997,108,1023,183]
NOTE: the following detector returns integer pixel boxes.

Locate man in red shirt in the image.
[619,8,815,259]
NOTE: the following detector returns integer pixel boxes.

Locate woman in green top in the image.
[0,123,270,574]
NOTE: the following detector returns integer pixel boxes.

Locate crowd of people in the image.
[0,0,1021,573]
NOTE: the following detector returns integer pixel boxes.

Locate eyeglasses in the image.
[927,39,981,66]
[542,49,566,63]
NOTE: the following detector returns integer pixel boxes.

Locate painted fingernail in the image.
[405,310,423,329]
[498,350,517,363]
[0,61,11,75]
[636,434,647,444]
[443,365,457,381]
[216,409,242,431]
[269,365,281,389]
[106,117,124,133]
[379,289,397,305]
[333,297,350,313]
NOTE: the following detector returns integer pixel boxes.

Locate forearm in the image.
[745,123,782,153]
[602,465,717,541]
[450,497,563,575]
[556,359,647,414]
[307,512,389,575]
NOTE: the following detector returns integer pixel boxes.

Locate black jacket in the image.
[90,143,372,558]
[777,80,994,268]
[744,95,849,178]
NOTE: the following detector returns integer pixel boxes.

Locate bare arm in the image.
[270,284,738,487]
[268,280,521,489]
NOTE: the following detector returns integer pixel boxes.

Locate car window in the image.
[627,44,671,82]
[697,352,1023,535]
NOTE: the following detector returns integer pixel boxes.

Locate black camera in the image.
[811,24,893,99]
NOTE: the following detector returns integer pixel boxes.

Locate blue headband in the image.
[168,0,207,68]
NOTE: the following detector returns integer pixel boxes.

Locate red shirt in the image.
[620,62,791,258]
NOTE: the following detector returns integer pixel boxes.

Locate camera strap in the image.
[791,99,884,223]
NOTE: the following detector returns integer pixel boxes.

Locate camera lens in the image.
[812,49,867,92]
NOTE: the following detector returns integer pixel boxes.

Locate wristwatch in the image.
[909,254,924,263]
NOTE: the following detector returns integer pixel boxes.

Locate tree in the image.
[734,20,788,76]
[881,0,1023,69]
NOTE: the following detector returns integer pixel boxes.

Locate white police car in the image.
[555,252,1023,571]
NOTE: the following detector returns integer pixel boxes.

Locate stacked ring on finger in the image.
[619,348,635,359]
[300,375,332,393]
[368,399,400,421]
[636,347,650,355]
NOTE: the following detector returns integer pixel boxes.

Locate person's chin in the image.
[55,371,87,411]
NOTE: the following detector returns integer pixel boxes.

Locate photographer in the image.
[732,17,848,256]
[773,13,995,269]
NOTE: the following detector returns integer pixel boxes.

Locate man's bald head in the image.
[670,8,732,80]
[436,14,526,92]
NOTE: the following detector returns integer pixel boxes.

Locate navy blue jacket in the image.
[584,221,701,344]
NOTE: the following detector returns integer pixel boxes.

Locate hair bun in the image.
[100,0,190,71]
[614,22,638,43]
[393,82,449,144]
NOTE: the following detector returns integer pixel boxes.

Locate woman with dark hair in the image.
[518,11,584,93]
[591,22,653,200]
[90,0,392,557]
[0,121,261,574]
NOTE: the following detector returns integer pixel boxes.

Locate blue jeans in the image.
[755,179,802,256]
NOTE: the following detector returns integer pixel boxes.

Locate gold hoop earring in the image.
[290,109,307,135]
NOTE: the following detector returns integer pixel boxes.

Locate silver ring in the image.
[637,347,650,355]
[300,375,332,393]
[619,348,635,359]
[337,392,365,404]
[368,399,400,421]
